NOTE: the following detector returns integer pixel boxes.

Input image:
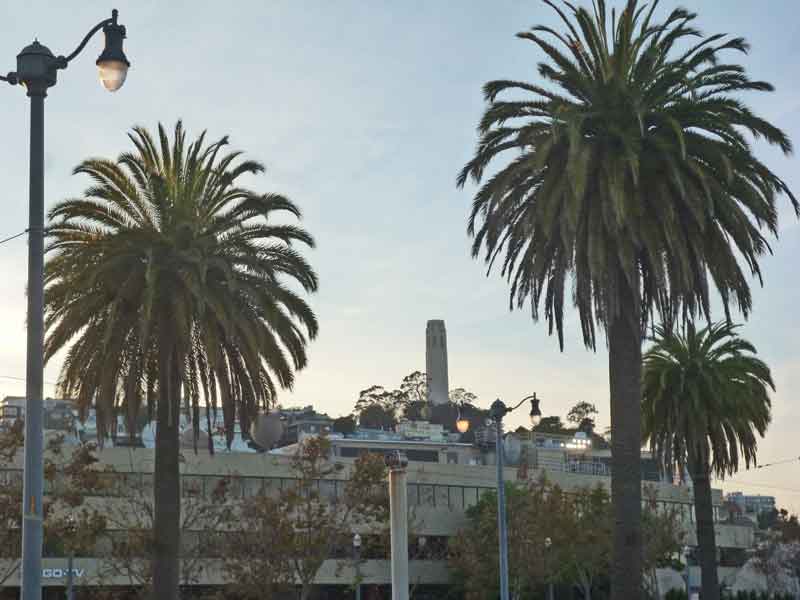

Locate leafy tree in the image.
[457,1,796,595]
[533,416,566,434]
[357,403,397,430]
[566,402,599,431]
[97,471,233,598]
[448,477,684,600]
[402,400,429,421]
[450,388,478,406]
[222,437,388,600]
[0,422,107,587]
[759,509,780,531]
[643,322,773,600]
[774,510,800,543]
[354,373,480,427]
[400,371,427,406]
[332,415,357,435]
[44,122,318,600]
[218,493,295,600]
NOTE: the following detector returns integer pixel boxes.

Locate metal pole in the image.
[496,416,510,600]
[67,551,75,600]
[389,464,409,600]
[21,86,46,600]
[354,544,361,600]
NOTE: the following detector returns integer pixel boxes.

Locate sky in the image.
[0,1,798,509]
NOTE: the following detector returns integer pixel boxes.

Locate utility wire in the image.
[753,457,800,470]
[0,375,59,387]
[0,229,27,245]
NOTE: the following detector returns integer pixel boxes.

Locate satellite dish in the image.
[251,412,284,450]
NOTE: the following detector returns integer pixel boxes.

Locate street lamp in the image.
[1,10,130,600]
[544,536,554,600]
[352,533,362,600]
[457,393,542,600]
[455,406,470,434]
[65,515,77,600]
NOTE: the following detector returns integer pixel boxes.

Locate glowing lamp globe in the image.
[96,16,130,92]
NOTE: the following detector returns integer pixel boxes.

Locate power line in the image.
[0,375,59,387]
[0,230,27,245]
[753,457,800,470]
[722,480,800,495]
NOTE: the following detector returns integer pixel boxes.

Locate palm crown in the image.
[45,122,318,444]
[642,321,773,478]
[458,0,797,348]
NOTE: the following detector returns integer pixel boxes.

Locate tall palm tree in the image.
[457,1,795,597]
[642,322,772,600]
[44,122,318,600]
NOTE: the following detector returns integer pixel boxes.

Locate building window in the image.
[449,486,464,509]
[436,486,449,509]
[419,485,435,507]
[464,487,478,509]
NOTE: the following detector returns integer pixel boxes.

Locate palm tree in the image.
[457,1,795,597]
[44,122,318,600]
[642,322,772,600]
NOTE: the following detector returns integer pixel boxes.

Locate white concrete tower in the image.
[425,320,449,406]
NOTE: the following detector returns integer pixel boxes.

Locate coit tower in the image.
[425,320,449,406]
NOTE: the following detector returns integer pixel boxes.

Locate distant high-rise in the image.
[425,320,449,406]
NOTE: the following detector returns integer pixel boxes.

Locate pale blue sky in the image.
[0,1,798,507]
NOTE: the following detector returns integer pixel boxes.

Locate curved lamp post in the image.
[1,11,130,599]
[457,393,542,600]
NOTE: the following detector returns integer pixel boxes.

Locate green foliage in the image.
[0,424,108,586]
[566,401,598,426]
[664,589,688,600]
[353,371,480,431]
[221,437,389,600]
[449,477,684,600]
[532,416,566,434]
[332,415,357,435]
[458,1,796,350]
[44,121,319,444]
[357,402,397,430]
[642,322,773,480]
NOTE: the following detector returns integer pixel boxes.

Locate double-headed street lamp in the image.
[1,10,130,599]
[457,393,542,600]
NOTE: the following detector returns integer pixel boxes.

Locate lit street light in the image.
[1,10,130,599]
[457,393,542,600]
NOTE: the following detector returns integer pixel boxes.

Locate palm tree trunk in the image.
[691,458,719,600]
[151,342,181,600]
[608,276,643,600]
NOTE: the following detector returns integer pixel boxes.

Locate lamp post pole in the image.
[1,12,130,599]
[66,549,75,600]
[544,537,554,600]
[492,402,511,600]
[353,533,362,600]
[485,395,542,600]
[65,515,76,600]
